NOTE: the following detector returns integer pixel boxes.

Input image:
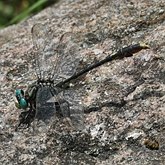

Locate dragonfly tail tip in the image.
[139,42,150,49]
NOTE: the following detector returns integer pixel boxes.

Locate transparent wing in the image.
[31,23,59,80]
[53,32,81,84]
[32,24,81,83]
[57,89,84,130]
[35,87,84,131]
[35,86,56,131]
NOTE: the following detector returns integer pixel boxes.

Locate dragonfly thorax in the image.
[37,78,54,87]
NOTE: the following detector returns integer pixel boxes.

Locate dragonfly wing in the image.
[53,32,82,83]
[58,89,84,130]
[35,86,56,127]
[31,23,59,80]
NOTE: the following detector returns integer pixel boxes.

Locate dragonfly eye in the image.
[19,98,28,109]
[15,89,23,101]
[15,89,28,109]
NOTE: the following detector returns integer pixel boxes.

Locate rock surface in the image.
[0,0,165,164]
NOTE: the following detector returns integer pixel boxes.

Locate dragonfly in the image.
[15,23,149,131]
[15,23,84,131]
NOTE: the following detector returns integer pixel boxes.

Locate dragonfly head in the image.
[15,89,28,109]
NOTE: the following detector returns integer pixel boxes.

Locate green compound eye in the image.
[15,89,22,96]
[15,89,24,99]
[15,89,28,109]
[19,98,28,109]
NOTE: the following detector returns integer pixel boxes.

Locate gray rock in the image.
[0,0,164,164]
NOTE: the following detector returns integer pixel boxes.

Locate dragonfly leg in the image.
[15,108,36,131]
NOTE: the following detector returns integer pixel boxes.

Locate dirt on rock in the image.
[0,0,164,164]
